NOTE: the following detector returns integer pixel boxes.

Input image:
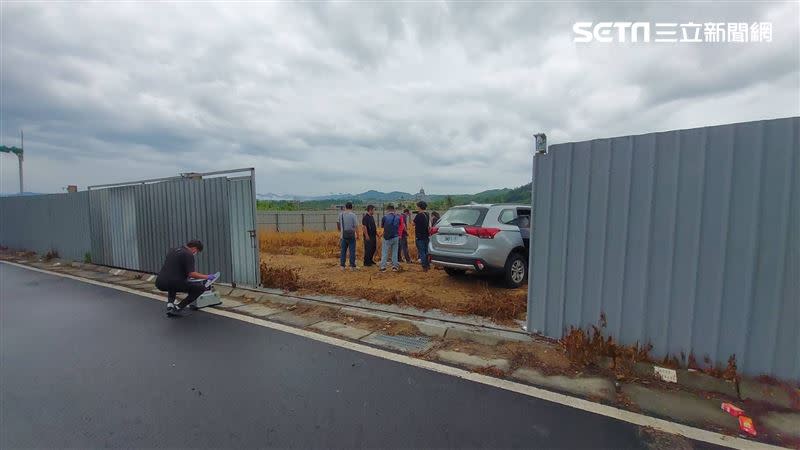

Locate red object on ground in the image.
[738,416,757,437]
[721,402,745,417]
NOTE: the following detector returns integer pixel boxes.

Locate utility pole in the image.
[19,130,24,193]
[0,130,24,193]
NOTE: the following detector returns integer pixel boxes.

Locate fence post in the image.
[323,214,326,231]
[275,213,279,232]
[301,213,305,232]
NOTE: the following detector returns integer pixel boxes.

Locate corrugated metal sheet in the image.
[229,177,258,286]
[528,117,799,380]
[257,211,386,232]
[85,170,257,286]
[127,178,234,279]
[0,192,91,261]
[1,169,258,287]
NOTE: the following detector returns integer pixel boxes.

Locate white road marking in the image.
[0,261,782,450]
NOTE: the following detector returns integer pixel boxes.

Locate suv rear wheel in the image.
[444,268,467,277]
[503,253,527,288]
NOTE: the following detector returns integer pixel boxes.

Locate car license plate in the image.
[440,235,464,245]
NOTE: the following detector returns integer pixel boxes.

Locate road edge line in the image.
[1,261,781,450]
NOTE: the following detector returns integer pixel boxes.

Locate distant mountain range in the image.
[257,183,532,205]
[257,190,414,202]
[0,192,42,197]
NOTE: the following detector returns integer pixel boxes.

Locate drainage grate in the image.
[364,333,433,353]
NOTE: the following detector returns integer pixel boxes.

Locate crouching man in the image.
[156,240,214,314]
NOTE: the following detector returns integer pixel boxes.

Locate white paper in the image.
[654,366,678,383]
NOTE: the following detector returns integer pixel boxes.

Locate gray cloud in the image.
[1,1,798,196]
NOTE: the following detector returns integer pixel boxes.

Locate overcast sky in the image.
[1,1,798,195]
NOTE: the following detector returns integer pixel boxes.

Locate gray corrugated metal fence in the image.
[229,177,258,287]
[1,168,259,287]
[257,210,386,232]
[0,192,91,261]
[528,117,799,380]
[89,169,259,287]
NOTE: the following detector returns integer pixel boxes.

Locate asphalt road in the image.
[1,263,705,449]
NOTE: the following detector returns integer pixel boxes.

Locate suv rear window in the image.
[438,207,487,227]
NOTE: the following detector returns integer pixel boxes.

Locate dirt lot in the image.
[259,231,527,324]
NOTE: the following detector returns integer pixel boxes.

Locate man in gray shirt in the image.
[337,202,360,270]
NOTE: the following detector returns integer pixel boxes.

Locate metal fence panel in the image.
[86,170,255,286]
[2,169,257,287]
[229,177,258,286]
[0,192,91,261]
[47,192,92,261]
[257,211,386,233]
[528,117,799,380]
[91,177,236,283]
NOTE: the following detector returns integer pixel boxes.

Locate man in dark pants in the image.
[337,202,359,271]
[398,208,413,263]
[413,201,431,272]
[156,240,212,313]
[362,204,377,266]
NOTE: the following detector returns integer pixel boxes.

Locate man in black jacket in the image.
[413,201,431,272]
[362,205,378,266]
[155,240,214,313]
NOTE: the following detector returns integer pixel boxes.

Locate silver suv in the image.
[429,204,531,288]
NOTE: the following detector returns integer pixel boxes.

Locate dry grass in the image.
[260,264,301,291]
[286,303,341,319]
[472,366,508,378]
[260,229,421,261]
[439,339,575,377]
[380,321,420,336]
[43,249,60,261]
[259,253,527,323]
[561,314,652,374]
[501,340,573,374]
[688,353,739,381]
[259,229,528,323]
[260,231,342,259]
[560,314,742,381]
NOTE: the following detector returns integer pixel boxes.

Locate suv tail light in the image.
[429,226,439,236]
[464,226,501,239]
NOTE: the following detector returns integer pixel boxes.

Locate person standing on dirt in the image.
[156,240,213,313]
[337,202,359,271]
[362,204,377,267]
[379,204,401,272]
[431,211,441,227]
[398,208,413,263]
[414,201,431,272]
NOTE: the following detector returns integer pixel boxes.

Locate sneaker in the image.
[350,266,358,271]
[379,267,387,272]
[167,301,176,311]
[340,266,346,271]
[391,267,399,272]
